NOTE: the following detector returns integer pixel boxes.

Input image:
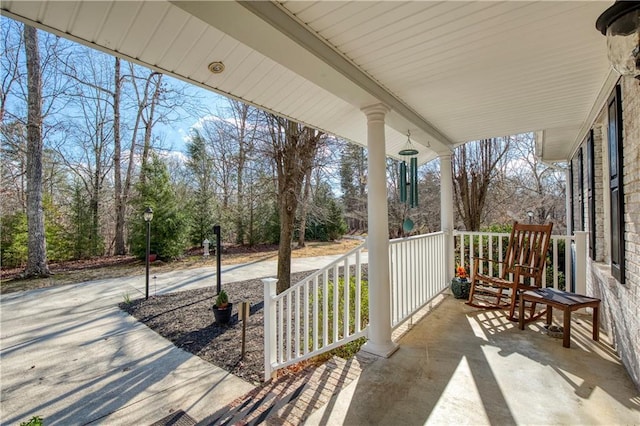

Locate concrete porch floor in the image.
[306,294,640,425]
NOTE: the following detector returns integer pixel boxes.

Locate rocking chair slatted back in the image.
[502,223,554,285]
[467,221,553,321]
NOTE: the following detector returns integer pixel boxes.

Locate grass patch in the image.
[312,276,369,360]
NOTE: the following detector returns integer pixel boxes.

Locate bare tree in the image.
[452,138,510,231]
[1,19,23,123]
[340,143,368,232]
[505,133,566,230]
[113,57,125,254]
[23,25,50,276]
[265,114,323,293]
[226,99,258,244]
[297,167,314,247]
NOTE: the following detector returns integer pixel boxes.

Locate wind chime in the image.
[399,130,419,208]
[398,131,418,233]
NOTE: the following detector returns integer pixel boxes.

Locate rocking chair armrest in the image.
[472,257,507,266]
[512,263,541,272]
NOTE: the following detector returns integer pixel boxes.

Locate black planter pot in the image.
[213,302,233,324]
[450,278,470,299]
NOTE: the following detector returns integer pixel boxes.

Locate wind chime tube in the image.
[410,157,418,208]
[399,161,407,203]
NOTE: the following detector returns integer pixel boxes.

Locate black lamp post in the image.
[527,211,534,224]
[143,206,154,300]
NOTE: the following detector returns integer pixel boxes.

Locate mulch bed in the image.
[119,271,314,385]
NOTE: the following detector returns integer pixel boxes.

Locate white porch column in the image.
[574,231,588,295]
[440,153,455,280]
[361,103,397,358]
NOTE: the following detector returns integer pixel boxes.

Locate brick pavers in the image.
[198,353,376,425]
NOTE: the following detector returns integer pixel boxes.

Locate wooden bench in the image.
[518,288,601,348]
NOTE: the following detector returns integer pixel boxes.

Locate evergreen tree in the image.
[70,180,96,258]
[185,130,217,245]
[129,152,190,260]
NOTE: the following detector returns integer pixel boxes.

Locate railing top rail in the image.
[454,230,574,241]
[389,230,445,245]
[274,241,367,300]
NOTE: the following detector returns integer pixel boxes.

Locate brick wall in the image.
[585,77,640,391]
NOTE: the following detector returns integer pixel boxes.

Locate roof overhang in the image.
[1,1,615,164]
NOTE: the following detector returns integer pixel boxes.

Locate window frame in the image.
[569,161,575,234]
[578,147,585,232]
[587,130,596,260]
[607,84,625,284]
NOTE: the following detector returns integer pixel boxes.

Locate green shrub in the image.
[311,276,369,359]
[215,290,229,308]
[20,416,43,426]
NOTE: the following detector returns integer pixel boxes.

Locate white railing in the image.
[263,229,588,381]
[263,242,368,381]
[453,230,588,294]
[389,231,448,328]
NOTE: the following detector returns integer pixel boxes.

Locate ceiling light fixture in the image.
[208,61,225,74]
[596,1,640,80]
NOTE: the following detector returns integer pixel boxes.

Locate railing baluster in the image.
[355,249,362,333]
[565,238,572,292]
[303,281,309,355]
[552,238,559,289]
[390,244,396,325]
[294,286,300,357]
[313,276,318,352]
[333,264,339,344]
[498,236,504,277]
[323,270,328,348]
[344,257,350,339]
[278,295,283,363]
[479,235,484,275]
[468,234,473,275]
[287,292,292,361]
[401,242,406,319]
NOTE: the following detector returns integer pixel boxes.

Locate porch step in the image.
[197,353,375,426]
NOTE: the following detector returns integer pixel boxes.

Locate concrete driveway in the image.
[0,255,342,425]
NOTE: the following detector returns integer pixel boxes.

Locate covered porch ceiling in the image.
[1,1,615,164]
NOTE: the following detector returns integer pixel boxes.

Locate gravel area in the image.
[119,271,314,385]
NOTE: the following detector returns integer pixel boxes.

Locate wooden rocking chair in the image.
[466,221,553,321]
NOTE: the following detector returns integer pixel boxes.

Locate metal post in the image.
[239,301,250,359]
[145,219,150,300]
[143,207,153,300]
[214,225,221,294]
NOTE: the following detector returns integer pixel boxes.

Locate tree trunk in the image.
[297,167,312,248]
[23,25,50,277]
[453,138,509,231]
[235,104,248,245]
[113,57,126,255]
[268,117,322,293]
[277,187,297,293]
[140,73,162,183]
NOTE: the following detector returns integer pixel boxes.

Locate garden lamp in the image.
[144,207,153,299]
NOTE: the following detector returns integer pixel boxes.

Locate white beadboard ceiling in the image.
[1,1,615,163]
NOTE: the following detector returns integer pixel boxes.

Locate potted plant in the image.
[212,290,233,324]
[450,265,471,299]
